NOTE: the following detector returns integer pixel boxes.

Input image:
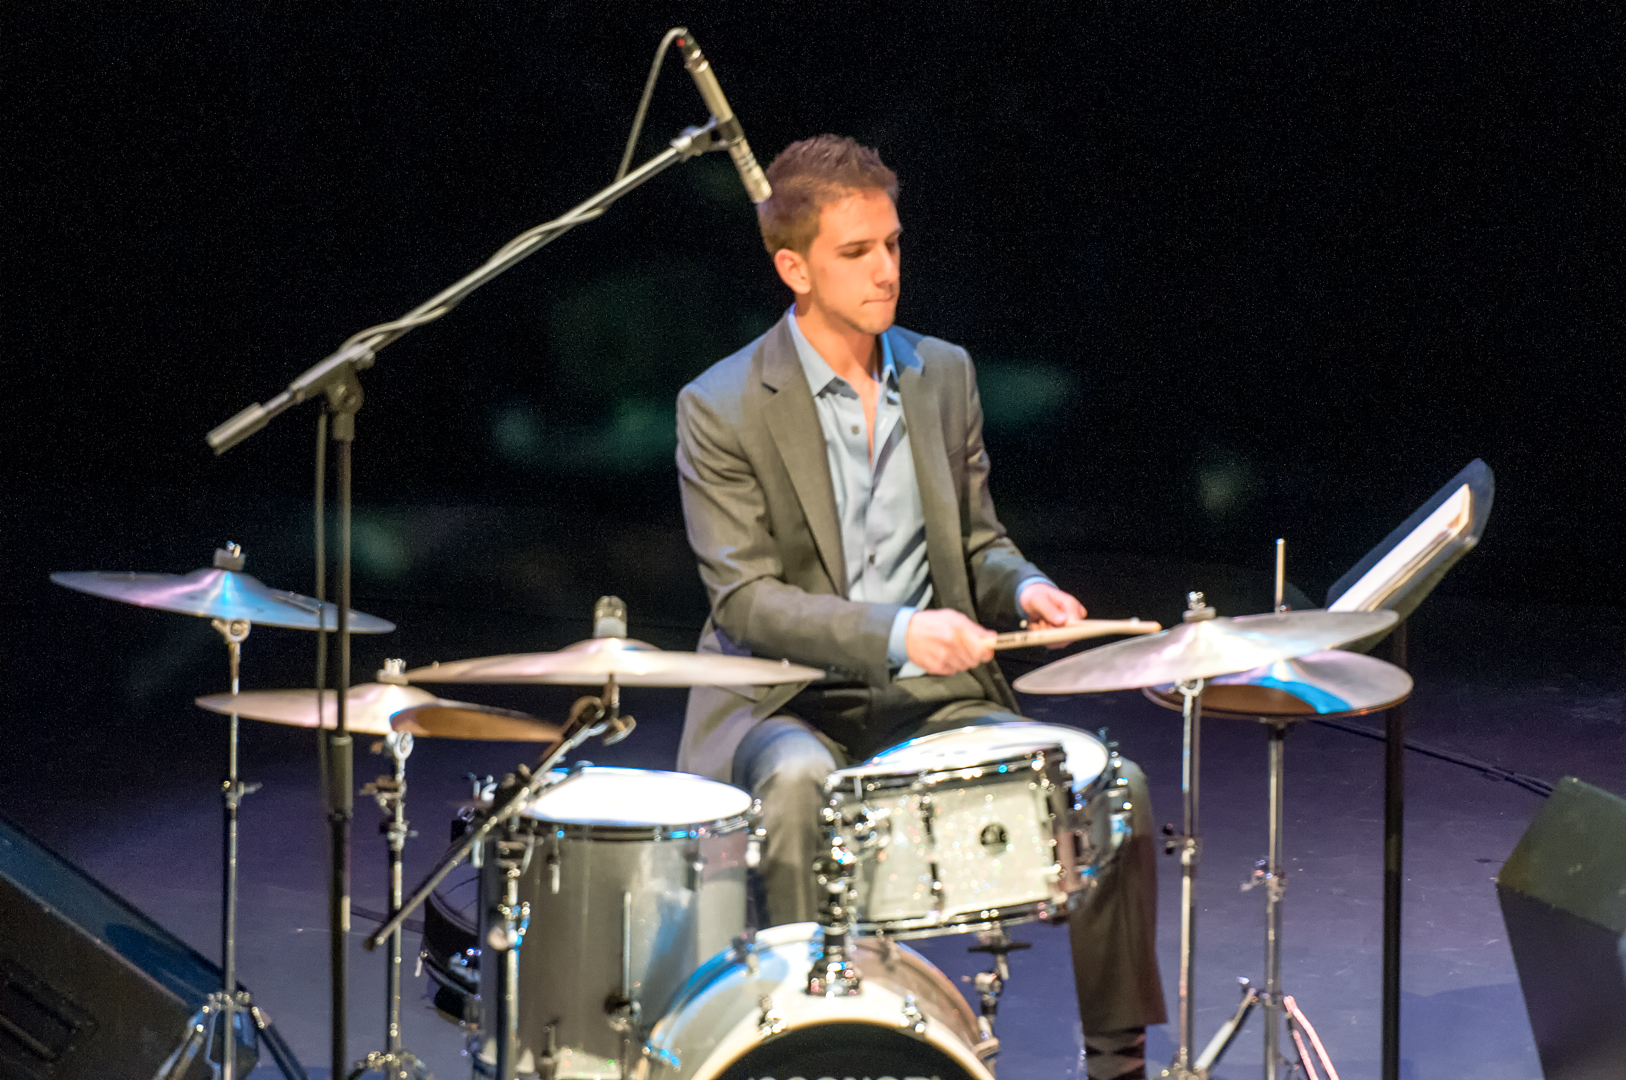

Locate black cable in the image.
[1314,717,1555,797]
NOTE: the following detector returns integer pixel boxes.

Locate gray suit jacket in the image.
[674,312,1044,780]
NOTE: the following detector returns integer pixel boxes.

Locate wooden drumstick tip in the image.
[991,618,1163,650]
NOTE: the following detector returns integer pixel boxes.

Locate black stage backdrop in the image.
[3,2,1620,635]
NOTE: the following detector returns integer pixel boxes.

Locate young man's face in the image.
[777,187,901,336]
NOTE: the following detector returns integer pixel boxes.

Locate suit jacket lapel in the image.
[760,314,848,595]
[894,329,971,616]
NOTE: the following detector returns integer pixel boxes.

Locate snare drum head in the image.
[523,766,751,828]
[875,721,1110,790]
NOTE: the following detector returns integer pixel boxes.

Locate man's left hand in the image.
[1018,581,1088,645]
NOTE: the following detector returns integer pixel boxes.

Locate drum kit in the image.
[50,547,1412,1080]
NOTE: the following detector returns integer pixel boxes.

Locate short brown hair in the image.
[756,135,899,256]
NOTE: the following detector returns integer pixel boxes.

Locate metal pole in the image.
[1173,677,1205,1074]
[496,868,524,1080]
[218,622,249,1080]
[385,737,410,1055]
[1382,620,1408,1080]
[328,411,356,1079]
[1263,722,1287,1080]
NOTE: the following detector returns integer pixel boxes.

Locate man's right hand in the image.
[905,608,996,676]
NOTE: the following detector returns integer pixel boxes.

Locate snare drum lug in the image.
[757,994,787,1036]
[686,855,705,891]
[900,993,928,1035]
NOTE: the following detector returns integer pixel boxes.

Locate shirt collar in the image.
[787,306,897,396]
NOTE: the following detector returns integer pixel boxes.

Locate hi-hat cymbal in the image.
[406,638,824,688]
[1013,609,1398,695]
[1143,649,1413,720]
[195,684,559,742]
[52,569,394,633]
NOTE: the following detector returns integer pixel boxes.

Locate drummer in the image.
[674,135,1164,1080]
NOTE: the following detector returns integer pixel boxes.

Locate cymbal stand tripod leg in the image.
[349,731,430,1079]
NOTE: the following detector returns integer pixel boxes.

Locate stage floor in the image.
[2,584,1620,1079]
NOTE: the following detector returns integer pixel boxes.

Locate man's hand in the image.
[905,608,996,676]
[1018,581,1088,646]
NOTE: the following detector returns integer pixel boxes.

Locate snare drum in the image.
[826,737,1079,938]
[636,922,995,1080]
[476,767,752,1078]
[830,722,1129,938]
[878,722,1129,872]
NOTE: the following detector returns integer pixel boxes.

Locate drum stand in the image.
[807,829,861,997]
[349,729,431,1080]
[968,927,1030,1054]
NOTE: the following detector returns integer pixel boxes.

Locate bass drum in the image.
[636,923,995,1080]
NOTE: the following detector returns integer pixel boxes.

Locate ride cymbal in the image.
[406,637,824,688]
[1013,608,1398,695]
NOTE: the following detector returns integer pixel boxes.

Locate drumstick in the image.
[992,618,1162,650]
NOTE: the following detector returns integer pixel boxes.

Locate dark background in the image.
[3,1,1620,647]
[2,7,1621,1073]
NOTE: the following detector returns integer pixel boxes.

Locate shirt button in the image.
[851,425,860,435]
[868,554,877,565]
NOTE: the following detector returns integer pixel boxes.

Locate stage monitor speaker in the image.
[1496,777,1626,1080]
[0,812,295,1079]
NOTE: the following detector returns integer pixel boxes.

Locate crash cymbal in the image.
[1143,649,1413,720]
[406,637,824,688]
[195,684,558,742]
[1012,608,1398,695]
[51,569,394,633]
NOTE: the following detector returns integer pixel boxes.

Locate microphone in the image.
[674,30,772,204]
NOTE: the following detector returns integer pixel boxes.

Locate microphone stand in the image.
[204,116,726,1077]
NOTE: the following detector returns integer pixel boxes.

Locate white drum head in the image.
[523,766,751,828]
[875,722,1110,790]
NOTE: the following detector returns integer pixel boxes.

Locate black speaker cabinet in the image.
[0,813,273,1079]
[1497,777,1626,1080]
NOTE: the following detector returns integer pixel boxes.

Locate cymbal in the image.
[406,637,824,688]
[1143,649,1413,720]
[195,684,559,742]
[1012,608,1398,695]
[51,569,395,633]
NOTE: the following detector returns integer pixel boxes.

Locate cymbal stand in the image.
[1161,592,1214,1080]
[158,597,265,1080]
[1186,718,1341,1080]
[349,728,430,1080]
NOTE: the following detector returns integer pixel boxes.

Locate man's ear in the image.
[772,247,812,296]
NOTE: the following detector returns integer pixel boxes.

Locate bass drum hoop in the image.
[639,923,993,1080]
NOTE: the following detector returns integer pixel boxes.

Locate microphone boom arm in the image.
[208,118,721,454]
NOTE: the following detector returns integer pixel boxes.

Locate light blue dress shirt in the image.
[787,311,931,676]
[787,311,1053,680]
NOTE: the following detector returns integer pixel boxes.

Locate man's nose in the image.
[874,247,900,286]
